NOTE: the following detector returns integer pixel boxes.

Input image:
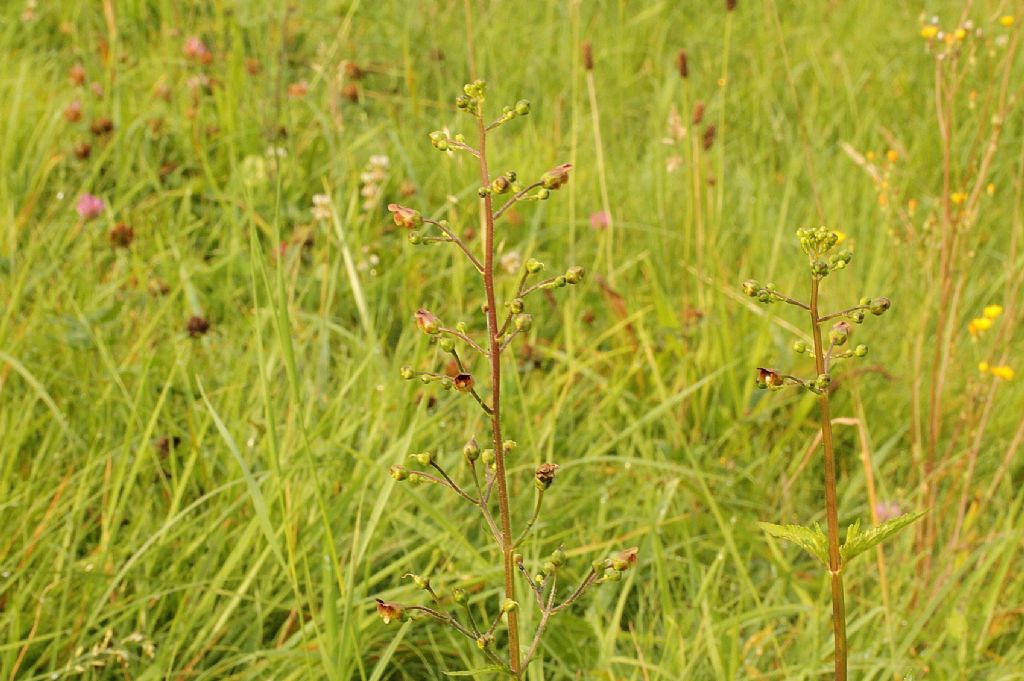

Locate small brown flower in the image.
[287,81,308,98]
[148,279,170,296]
[186,315,210,337]
[534,463,559,490]
[756,367,784,388]
[73,142,92,160]
[414,309,440,335]
[387,203,423,229]
[90,117,114,136]
[109,222,134,249]
[541,163,573,190]
[582,41,594,71]
[341,83,359,102]
[245,58,262,75]
[69,63,86,86]
[692,100,706,126]
[375,599,404,625]
[676,49,688,79]
[155,435,181,457]
[726,0,737,10]
[64,101,82,122]
[702,124,716,151]
[453,373,474,392]
[612,546,639,571]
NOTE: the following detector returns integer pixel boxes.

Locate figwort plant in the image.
[744,227,923,680]
[378,80,637,677]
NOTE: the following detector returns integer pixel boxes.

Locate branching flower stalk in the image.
[379,80,636,677]
[745,227,922,680]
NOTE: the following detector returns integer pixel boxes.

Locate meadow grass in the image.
[1,1,1022,679]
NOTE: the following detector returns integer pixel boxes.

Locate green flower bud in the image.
[554,275,567,288]
[565,266,585,284]
[463,437,480,462]
[534,573,545,586]
[602,568,621,582]
[514,314,533,332]
[542,561,557,575]
[476,635,491,650]
[406,573,430,590]
[481,449,495,466]
[410,451,434,466]
[400,366,415,380]
[859,297,872,306]
[526,258,544,273]
[551,548,566,567]
[742,279,760,297]
[828,321,851,347]
[592,558,609,571]
[514,99,531,115]
[453,587,467,604]
[536,188,550,200]
[854,344,868,357]
[815,373,832,391]
[438,337,455,352]
[792,340,808,354]
[408,231,422,245]
[503,439,517,452]
[501,598,519,614]
[870,297,891,315]
[812,260,830,277]
[491,175,511,194]
[477,186,490,198]
[850,310,866,324]
[389,465,409,481]
[508,298,525,314]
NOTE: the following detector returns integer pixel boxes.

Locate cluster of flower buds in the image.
[531,546,567,584]
[796,226,852,278]
[491,99,531,128]
[455,79,487,116]
[742,279,788,304]
[594,547,639,583]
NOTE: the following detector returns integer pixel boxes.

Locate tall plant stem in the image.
[475,116,521,673]
[809,277,848,680]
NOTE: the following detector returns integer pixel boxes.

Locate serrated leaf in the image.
[758,521,829,566]
[841,511,925,563]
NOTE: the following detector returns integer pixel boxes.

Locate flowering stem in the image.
[438,327,488,356]
[818,304,869,323]
[424,219,484,272]
[475,114,521,674]
[493,181,544,221]
[512,490,544,548]
[809,276,848,680]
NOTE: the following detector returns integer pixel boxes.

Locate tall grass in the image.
[1,1,1022,679]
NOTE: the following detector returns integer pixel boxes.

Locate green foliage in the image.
[841,511,926,563]
[758,522,829,566]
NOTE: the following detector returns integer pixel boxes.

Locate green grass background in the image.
[2,1,1022,679]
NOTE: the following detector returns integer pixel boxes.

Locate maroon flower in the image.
[541,163,572,190]
[414,308,440,335]
[387,203,422,229]
[375,599,404,624]
[453,373,474,392]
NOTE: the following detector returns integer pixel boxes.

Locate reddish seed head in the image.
[534,463,559,490]
[64,101,82,122]
[692,101,706,126]
[582,41,594,71]
[245,58,262,75]
[90,117,114,136]
[69,63,86,86]
[344,61,364,80]
[109,222,134,249]
[186,316,210,337]
[702,124,716,151]
[676,49,688,79]
[342,83,359,102]
[726,0,737,10]
[73,142,92,160]
[287,81,308,98]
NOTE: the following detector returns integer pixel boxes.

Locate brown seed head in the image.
[702,124,716,151]
[676,49,689,79]
[375,599,404,625]
[453,373,475,392]
[582,41,594,71]
[692,100,706,126]
[534,463,559,490]
[186,316,210,337]
[109,222,135,249]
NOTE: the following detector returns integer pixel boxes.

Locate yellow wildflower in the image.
[921,25,939,40]
[990,366,1014,381]
[999,16,1015,28]
[908,198,918,215]
[979,361,990,373]
[954,27,967,40]
[986,183,995,196]
[866,151,876,161]
[968,317,993,336]
[951,192,967,205]
[983,305,1003,320]
[834,230,847,244]
[886,149,898,163]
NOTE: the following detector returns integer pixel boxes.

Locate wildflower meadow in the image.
[1,2,1022,679]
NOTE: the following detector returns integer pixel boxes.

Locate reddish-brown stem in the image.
[475,114,521,673]
[810,277,848,680]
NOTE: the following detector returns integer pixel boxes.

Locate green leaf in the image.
[758,522,829,566]
[444,666,510,677]
[841,511,925,563]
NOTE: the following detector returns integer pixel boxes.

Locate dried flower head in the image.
[582,41,594,71]
[186,316,210,337]
[109,222,134,249]
[676,49,689,79]
[534,463,559,490]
